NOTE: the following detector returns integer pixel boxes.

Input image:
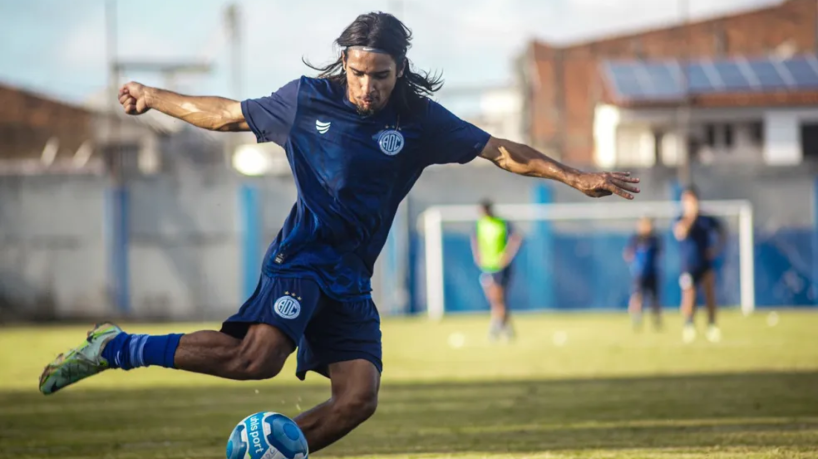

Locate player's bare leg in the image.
[495,284,514,340]
[485,282,513,341]
[174,324,294,380]
[649,291,663,330]
[628,292,644,330]
[295,359,379,453]
[483,281,500,339]
[700,271,721,342]
[681,280,698,343]
[39,322,295,394]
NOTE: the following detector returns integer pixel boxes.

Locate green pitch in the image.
[2,310,818,458]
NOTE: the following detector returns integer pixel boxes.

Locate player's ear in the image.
[342,51,348,72]
[397,58,406,78]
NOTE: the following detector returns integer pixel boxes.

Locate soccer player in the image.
[623,217,662,331]
[471,199,522,341]
[673,186,726,343]
[38,12,640,453]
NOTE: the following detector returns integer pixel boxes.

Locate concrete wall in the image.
[0,175,108,319]
[1,159,816,320]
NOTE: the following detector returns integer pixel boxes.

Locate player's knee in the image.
[230,347,287,380]
[335,390,378,425]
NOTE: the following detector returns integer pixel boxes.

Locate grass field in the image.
[2,309,818,458]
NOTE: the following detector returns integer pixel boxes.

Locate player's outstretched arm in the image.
[673,218,694,241]
[470,235,481,266]
[478,137,640,200]
[118,81,249,132]
[501,232,523,267]
[623,243,634,262]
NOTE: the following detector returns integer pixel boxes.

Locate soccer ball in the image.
[226,411,309,459]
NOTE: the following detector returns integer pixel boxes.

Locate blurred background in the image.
[1,0,817,322]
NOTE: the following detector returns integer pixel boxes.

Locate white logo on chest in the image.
[316,120,331,134]
[377,129,404,156]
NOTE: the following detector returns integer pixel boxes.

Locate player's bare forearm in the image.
[145,87,249,132]
[470,236,481,266]
[479,137,640,199]
[479,137,581,186]
[502,234,523,266]
[623,248,633,262]
[674,218,694,240]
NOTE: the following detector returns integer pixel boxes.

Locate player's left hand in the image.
[573,171,640,200]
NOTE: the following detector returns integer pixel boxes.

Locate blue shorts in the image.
[632,274,658,297]
[679,265,713,290]
[480,266,512,288]
[220,274,382,380]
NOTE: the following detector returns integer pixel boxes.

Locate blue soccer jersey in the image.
[241,77,491,300]
[626,234,661,279]
[676,214,721,272]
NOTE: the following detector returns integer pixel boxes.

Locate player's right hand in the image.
[119,81,151,115]
[573,171,640,200]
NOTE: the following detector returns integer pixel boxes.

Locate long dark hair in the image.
[304,12,443,116]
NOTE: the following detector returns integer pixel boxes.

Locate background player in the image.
[471,199,522,341]
[38,12,640,454]
[623,217,662,331]
[674,186,726,343]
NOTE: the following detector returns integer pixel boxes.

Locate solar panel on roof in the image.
[711,61,753,91]
[606,63,646,99]
[746,60,788,89]
[781,57,818,87]
[602,54,818,102]
[640,62,680,98]
[682,63,714,93]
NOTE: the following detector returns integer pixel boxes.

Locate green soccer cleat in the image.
[38,322,123,395]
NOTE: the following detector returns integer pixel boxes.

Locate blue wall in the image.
[411,228,815,314]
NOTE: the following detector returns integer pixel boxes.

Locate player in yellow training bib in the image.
[471,200,522,341]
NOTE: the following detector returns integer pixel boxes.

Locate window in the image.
[801,123,818,159]
[705,124,716,147]
[749,121,764,144]
[724,124,734,148]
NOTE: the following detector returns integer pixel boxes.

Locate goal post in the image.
[420,200,755,320]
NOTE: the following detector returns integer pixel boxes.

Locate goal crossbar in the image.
[420,200,755,320]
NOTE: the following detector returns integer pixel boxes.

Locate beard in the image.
[354,104,377,117]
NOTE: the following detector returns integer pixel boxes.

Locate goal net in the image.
[419,200,754,320]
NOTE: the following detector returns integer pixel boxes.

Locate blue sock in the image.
[140,334,183,369]
[102,333,183,370]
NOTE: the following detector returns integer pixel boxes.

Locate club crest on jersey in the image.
[274,294,301,319]
[376,129,404,156]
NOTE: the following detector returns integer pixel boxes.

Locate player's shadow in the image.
[1,371,817,457]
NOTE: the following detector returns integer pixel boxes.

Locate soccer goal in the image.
[420,200,754,320]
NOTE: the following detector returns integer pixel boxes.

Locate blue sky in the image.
[0,0,774,106]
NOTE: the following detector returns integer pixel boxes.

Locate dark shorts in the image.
[632,274,658,297]
[679,266,713,290]
[480,266,512,288]
[220,274,382,380]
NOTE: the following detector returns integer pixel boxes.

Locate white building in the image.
[594,55,818,168]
